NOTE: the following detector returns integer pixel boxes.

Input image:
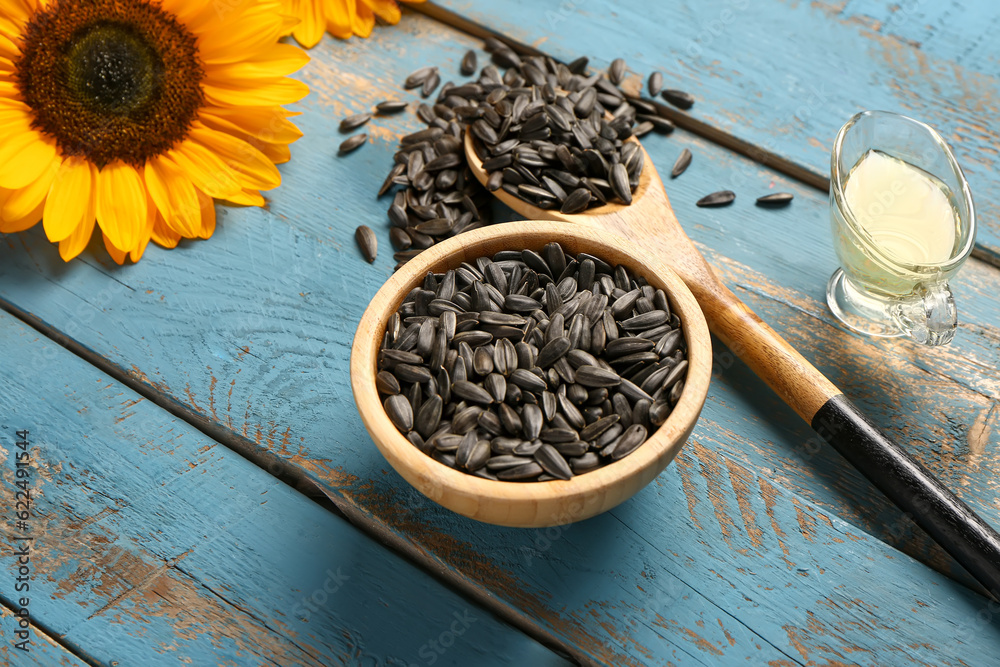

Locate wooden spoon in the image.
[466,133,1000,599]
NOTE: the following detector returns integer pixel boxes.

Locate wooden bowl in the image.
[350,221,712,527]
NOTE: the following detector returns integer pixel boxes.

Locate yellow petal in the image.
[196,3,291,64]
[290,0,326,48]
[199,106,303,145]
[204,43,310,80]
[0,192,43,232]
[95,161,146,253]
[167,140,244,200]
[58,200,96,262]
[2,154,57,223]
[103,233,128,265]
[324,0,354,39]
[223,188,265,207]
[361,0,400,24]
[353,0,375,37]
[144,156,202,238]
[188,123,281,191]
[0,33,20,60]
[151,210,181,249]
[202,77,310,107]
[196,188,216,239]
[129,195,156,262]
[0,120,58,190]
[43,157,95,242]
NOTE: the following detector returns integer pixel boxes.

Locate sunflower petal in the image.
[95,162,146,253]
[0,33,20,60]
[167,140,244,200]
[196,3,292,64]
[103,233,129,265]
[290,0,326,48]
[199,106,303,145]
[202,77,310,107]
[0,120,58,190]
[129,195,156,262]
[43,157,95,242]
[361,0,401,24]
[204,43,310,80]
[352,0,375,37]
[144,156,202,238]
[0,193,43,232]
[224,188,265,207]
[188,123,281,191]
[196,188,216,239]
[151,211,181,249]
[58,201,96,262]
[3,154,57,223]
[323,0,354,39]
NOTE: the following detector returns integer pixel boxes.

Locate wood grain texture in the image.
[430,0,1000,265]
[1,10,999,665]
[0,313,571,666]
[0,607,88,666]
[352,221,713,526]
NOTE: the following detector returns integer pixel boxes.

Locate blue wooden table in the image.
[3,1,1000,665]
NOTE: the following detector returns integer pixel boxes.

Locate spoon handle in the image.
[704,280,1000,599]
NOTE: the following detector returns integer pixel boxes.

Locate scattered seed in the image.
[340,112,372,132]
[461,50,478,76]
[338,134,367,154]
[648,71,663,97]
[355,225,377,263]
[609,58,626,85]
[405,66,437,89]
[661,89,694,110]
[671,148,691,178]
[756,192,794,207]
[696,190,736,207]
[376,100,408,114]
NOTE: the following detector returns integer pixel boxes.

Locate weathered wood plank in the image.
[0,314,572,666]
[0,607,89,666]
[429,0,1000,264]
[2,11,999,665]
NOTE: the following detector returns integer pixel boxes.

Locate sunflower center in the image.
[14,0,205,168]
[66,23,161,115]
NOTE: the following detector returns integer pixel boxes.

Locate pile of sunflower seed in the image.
[377,41,676,270]
[376,242,688,482]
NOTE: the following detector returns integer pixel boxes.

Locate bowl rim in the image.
[350,220,712,525]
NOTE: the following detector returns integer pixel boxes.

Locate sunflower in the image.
[0,0,309,263]
[284,0,425,49]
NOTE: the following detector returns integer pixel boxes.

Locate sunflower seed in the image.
[649,400,672,426]
[536,336,572,368]
[661,89,694,110]
[376,100,408,114]
[611,424,648,460]
[355,225,377,263]
[384,394,413,432]
[671,148,691,178]
[648,71,663,96]
[340,113,372,132]
[696,190,736,207]
[496,461,544,481]
[421,70,441,97]
[452,380,494,404]
[534,444,573,480]
[620,310,668,331]
[609,163,632,205]
[756,192,794,207]
[571,452,600,474]
[405,66,437,89]
[415,395,443,438]
[460,50,478,76]
[575,365,621,387]
[338,134,367,153]
[376,371,400,395]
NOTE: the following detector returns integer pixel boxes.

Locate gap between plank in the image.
[410,2,1000,270]
[0,300,587,667]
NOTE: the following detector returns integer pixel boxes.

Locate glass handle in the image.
[890,283,957,346]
